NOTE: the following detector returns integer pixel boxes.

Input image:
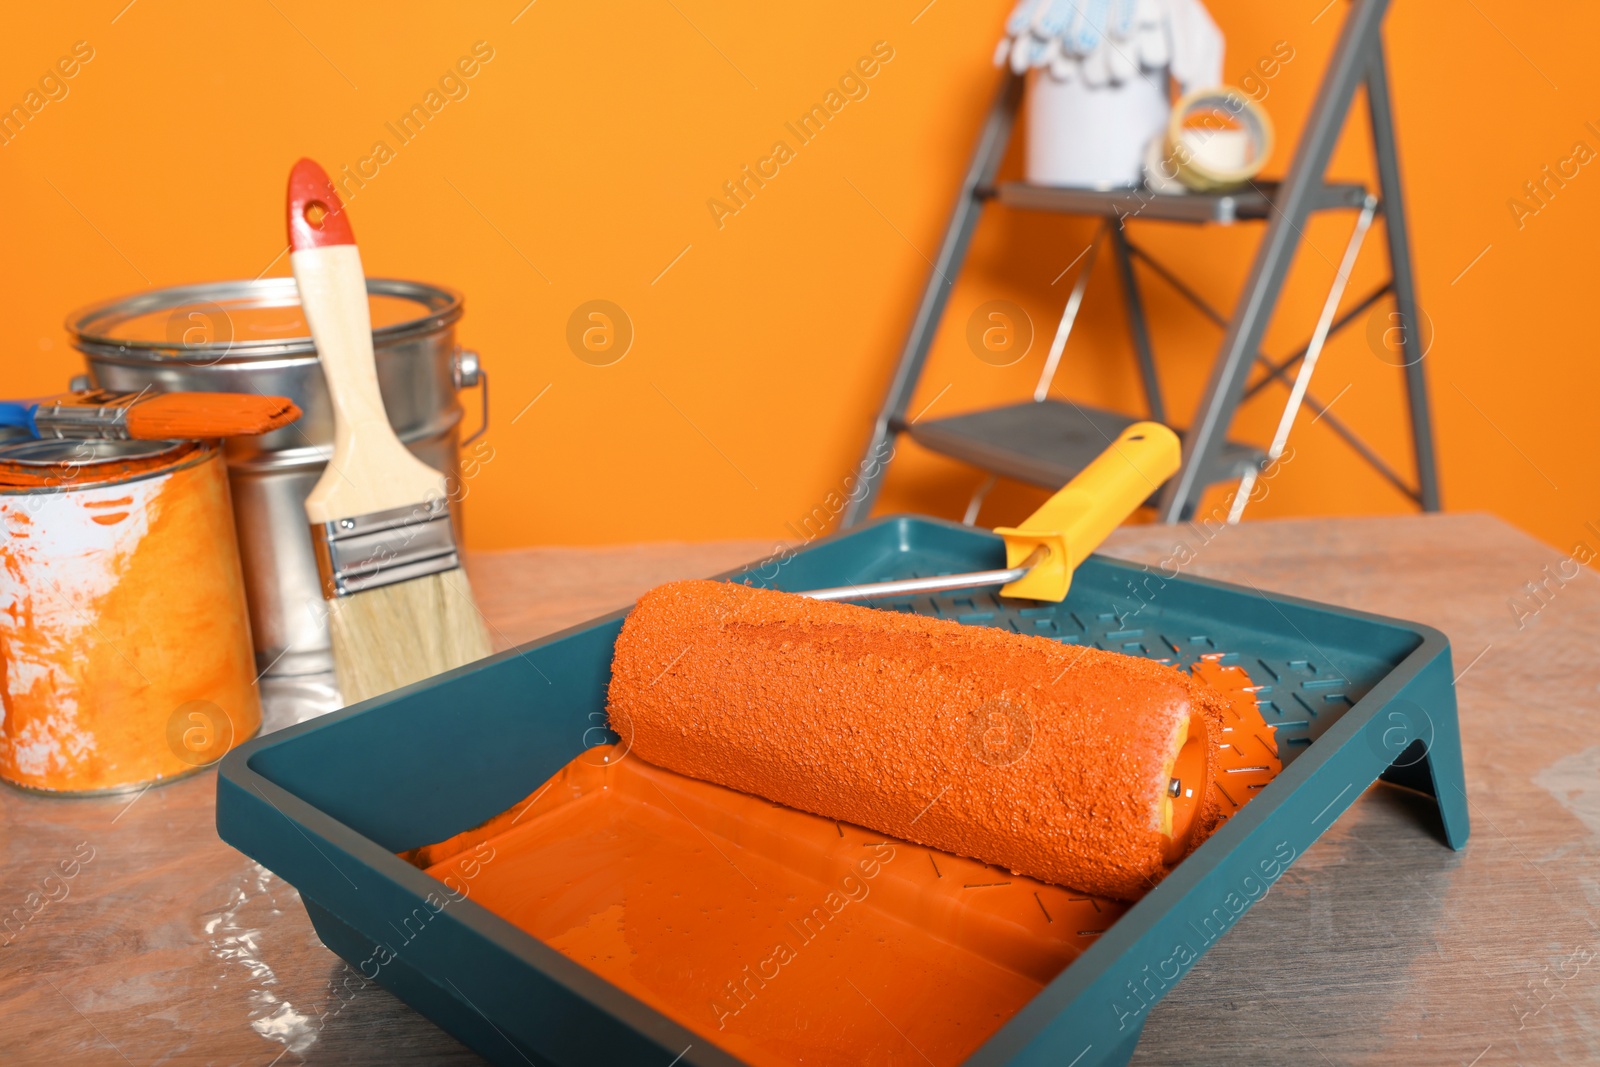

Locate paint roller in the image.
[608,423,1229,901]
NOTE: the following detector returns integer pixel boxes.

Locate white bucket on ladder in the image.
[1026,70,1170,189]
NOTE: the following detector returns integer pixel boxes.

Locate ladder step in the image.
[906,400,1264,500]
[995,180,1370,225]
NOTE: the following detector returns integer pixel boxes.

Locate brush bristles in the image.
[125,392,303,439]
[328,568,493,704]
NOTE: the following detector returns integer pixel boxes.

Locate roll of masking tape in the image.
[1163,86,1274,193]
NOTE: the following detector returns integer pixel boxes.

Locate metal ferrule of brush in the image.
[311,497,461,599]
[32,394,135,440]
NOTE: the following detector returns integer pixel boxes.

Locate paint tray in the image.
[216,516,1469,1067]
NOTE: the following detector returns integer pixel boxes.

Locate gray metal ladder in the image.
[840,0,1439,527]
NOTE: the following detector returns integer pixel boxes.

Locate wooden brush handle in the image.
[288,159,445,523]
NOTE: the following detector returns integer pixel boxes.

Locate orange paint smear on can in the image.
[404,658,1277,1066]
[0,441,261,793]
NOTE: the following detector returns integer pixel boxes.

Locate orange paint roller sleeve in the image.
[607,580,1228,902]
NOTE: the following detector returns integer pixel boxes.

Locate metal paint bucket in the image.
[0,439,261,793]
[66,278,484,726]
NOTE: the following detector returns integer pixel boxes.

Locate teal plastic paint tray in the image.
[216,515,1468,1066]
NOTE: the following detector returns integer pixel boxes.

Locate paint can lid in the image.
[65,277,461,364]
[0,438,203,491]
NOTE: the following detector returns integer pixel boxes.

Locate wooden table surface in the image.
[3,513,1597,1066]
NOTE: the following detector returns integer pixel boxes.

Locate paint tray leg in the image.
[1373,653,1470,850]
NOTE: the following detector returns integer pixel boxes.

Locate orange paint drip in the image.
[404,660,1275,1066]
[0,443,261,792]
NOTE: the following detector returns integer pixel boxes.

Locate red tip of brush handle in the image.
[286,157,355,251]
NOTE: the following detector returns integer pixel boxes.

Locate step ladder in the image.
[840,0,1440,528]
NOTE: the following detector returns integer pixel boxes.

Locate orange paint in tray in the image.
[0,439,260,793]
[405,657,1277,1066]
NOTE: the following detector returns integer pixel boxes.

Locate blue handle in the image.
[0,402,42,438]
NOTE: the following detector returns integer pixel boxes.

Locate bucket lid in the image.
[66,277,462,363]
[0,438,202,490]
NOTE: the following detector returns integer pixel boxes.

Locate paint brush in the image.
[0,389,301,440]
[287,157,491,704]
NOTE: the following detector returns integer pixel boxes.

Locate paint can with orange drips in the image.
[0,438,261,793]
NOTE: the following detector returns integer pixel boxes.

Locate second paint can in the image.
[0,439,262,793]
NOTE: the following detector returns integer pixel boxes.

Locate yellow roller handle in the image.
[993,421,1181,601]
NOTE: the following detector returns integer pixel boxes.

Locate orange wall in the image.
[3,1,1595,555]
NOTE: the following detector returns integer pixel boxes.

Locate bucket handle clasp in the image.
[452,348,488,446]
